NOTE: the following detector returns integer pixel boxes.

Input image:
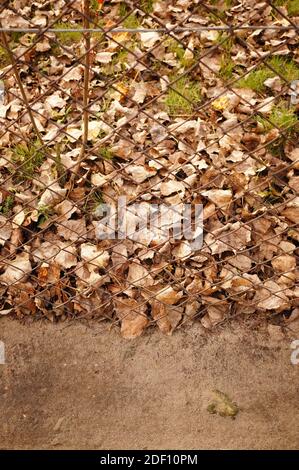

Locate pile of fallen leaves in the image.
[0,0,298,338]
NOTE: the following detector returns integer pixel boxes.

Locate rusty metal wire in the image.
[0,0,298,334]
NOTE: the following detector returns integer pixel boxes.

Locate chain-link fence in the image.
[0,0,298,337]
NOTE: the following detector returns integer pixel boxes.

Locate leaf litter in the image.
[0,0,298,335]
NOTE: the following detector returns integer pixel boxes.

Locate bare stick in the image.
[68,0,91,187]
[1,31,44,146]
[80,0,91,160]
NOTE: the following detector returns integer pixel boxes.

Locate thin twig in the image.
[81,0,91,154]
[69,0,91,184]
[1,30,44,146]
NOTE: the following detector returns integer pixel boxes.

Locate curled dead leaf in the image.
[114,298,148,339]
[150,300,182,335]
[0,252,31,284]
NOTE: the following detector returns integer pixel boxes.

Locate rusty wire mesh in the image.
[0,0,298,337]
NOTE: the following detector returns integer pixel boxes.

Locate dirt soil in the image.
[0,317,298,450]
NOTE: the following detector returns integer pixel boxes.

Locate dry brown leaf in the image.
[125,165,156,183]
[0,252,31,284]
[0,215,12,246]
[150,300,182,335]
[132,82,147,104]
[155,286,183,305]
[282,207,299,223]
[201,189,232,213]
[114,298,148,339]
[38,263,60,285]
[80,243,110,269]
[57,219,87,242]
[95,52,114,63]
[33,241,77,269]
[203,297,229,325]
[205,222,251,254]
[272,255,296,273]
[160,180,185,197]
[173,241,192,259]
[91,172,108,187]
[38,183,67,208]
[254,280,289,310]
[45,93,67,109]
[127,262,154,287]
[140,31,160,48]
[55,200,77,221]
[228,254,252,271]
